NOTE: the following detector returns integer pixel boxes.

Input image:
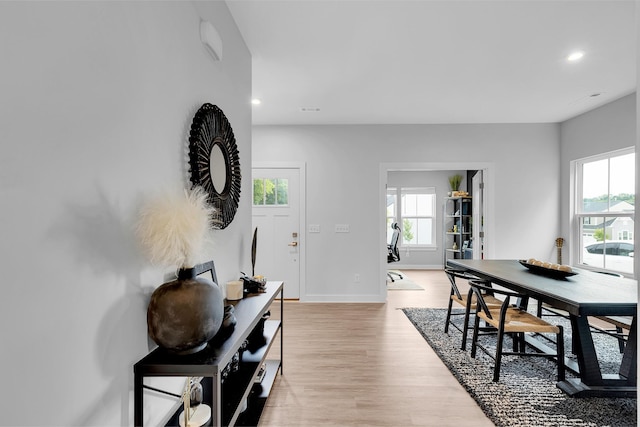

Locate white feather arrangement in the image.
[136,187,214,269]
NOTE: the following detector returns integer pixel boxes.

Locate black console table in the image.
[134,281,283,426]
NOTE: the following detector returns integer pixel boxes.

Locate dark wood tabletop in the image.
[446,259,637,398]
[446,259,637,317]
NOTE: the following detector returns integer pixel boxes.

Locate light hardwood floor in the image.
[259,270,494,426]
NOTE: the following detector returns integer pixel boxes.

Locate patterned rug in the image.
[402,307,637,427]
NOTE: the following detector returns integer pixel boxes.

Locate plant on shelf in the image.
[136,186,224,354]
[448,174,463,192]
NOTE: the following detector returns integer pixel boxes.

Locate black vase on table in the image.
[147,267,224,354]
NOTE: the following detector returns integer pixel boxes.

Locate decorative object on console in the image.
[212,304,237,343]
[136,187,224,354]
[255,363,267,384]
[225,280,244,300]
[247,311,270,352]
[251,227,258,276]
[147,266,224,354]
[188,103,241,230]
[220,346,245,383]
[189,377,203,406]
[179,377,211,427]
[241,274,266,294]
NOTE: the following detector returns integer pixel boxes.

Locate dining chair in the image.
[469,280,565,382]
[444,269,501,350]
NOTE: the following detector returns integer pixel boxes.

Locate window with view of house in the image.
[575,149,635,276]
[387,187,436,247]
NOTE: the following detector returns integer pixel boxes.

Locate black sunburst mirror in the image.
[188,103,241,229]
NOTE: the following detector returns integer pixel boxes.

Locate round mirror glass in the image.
[209,142,227,194]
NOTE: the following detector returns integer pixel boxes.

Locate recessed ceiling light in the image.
[567,51,584,62]
[251,98,261,105]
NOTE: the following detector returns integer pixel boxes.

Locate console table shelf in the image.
[134,281,283,427]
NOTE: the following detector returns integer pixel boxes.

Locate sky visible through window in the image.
[582,152,634,199]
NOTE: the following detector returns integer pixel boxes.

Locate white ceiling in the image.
[226,0,637,125]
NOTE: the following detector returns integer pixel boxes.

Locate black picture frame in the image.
[192,260,218,285]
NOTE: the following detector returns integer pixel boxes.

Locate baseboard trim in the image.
[389,264,443,270]
[301,294,386,303]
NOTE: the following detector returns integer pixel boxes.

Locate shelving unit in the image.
[443,197,473,264]
[134,282,283,427]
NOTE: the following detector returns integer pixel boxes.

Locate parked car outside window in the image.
[582,241,634,274]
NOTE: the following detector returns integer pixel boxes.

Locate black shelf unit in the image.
[134,282,283,427]
[443,197,473,264]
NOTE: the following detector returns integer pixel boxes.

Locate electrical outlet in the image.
[354,274,360,283]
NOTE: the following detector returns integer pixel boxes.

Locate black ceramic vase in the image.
[147,267,224,354]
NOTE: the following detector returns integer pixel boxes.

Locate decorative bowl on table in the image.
[519,259,577,279]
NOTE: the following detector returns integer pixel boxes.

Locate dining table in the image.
[446,258,637,398]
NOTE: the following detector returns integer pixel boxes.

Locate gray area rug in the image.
[402,307,637,427]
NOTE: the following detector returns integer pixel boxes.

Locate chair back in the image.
[387,222,401,263]
[444,268,478,300]
[468,280,527,320]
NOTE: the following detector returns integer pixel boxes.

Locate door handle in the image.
[288,241,298,247]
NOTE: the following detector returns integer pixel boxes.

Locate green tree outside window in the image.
[593,228,611,242]
[403,219,414,243]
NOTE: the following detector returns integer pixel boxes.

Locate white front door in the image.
[251,166,303,299]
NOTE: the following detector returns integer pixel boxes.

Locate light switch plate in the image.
[335,224,350,233]
[308,224,321,233]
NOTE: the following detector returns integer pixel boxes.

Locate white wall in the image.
[0,2,252,425]
[559,93,637,266]
[636,0,640,279]
[253,123,560,302]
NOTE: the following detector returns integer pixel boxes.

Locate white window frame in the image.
[386,188,398,245]
[387,186,437,248]
[573,147,635,277]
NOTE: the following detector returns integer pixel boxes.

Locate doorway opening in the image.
[379,162,494,298]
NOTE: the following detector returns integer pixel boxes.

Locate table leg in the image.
[134,373,143,426]
[619,316,637,383]
[571,315,603,384]
[556,315,637,397]
[212,371,220,427]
